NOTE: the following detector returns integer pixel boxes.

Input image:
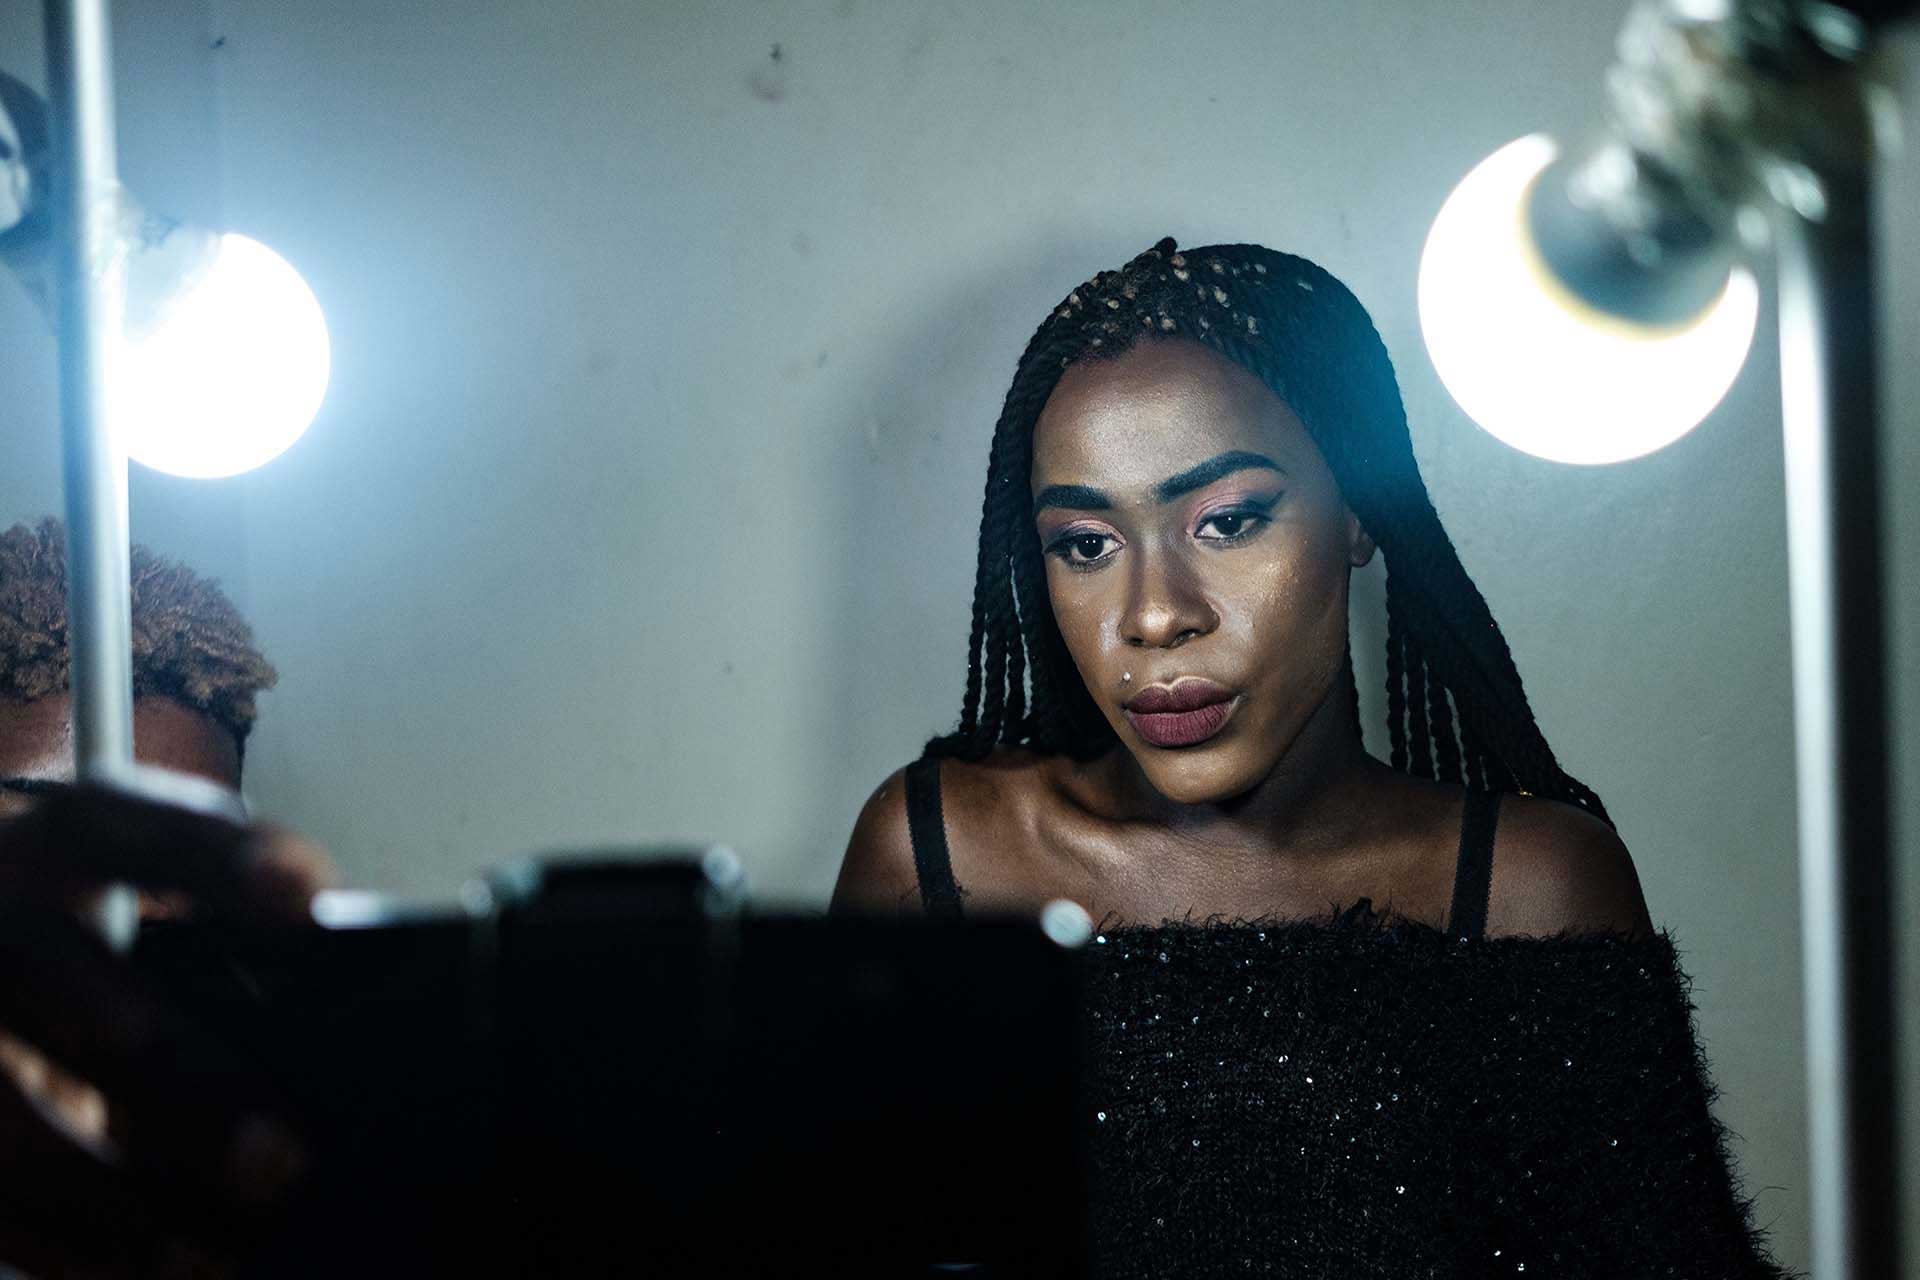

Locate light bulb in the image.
[118,231,329,478]
[1417,134,1758,466]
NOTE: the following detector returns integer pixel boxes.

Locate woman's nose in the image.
[1119,549,1218,650]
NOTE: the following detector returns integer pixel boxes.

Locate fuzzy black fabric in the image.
[1079,900,1799,1279]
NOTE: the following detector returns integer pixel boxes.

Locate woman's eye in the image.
[1047,531,1119,565]
[1196,509,1270,542]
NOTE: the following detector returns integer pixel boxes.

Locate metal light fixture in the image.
[1,1,326,945]
[1418,2,1911,1276]
[1418,133,1761,464]
[0,71,330,480]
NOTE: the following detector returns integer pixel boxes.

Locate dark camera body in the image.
[133,856,1089,1277]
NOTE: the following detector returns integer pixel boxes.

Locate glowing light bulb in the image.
[118,232,329,478]
[1417,134,1758,466]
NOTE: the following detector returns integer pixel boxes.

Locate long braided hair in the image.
[925,237,1610,825]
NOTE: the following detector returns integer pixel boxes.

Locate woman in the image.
[833,239,1794,1277]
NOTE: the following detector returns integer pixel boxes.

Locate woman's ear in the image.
[1346,509,1377,568]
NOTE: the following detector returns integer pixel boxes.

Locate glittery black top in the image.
[1077,905,1796,1279]
[902,760,1798,1278]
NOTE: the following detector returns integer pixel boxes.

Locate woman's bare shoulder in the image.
[1339,768,1652,940]
[1484,793,1654,940]
[828,747,1065,917]
[939,744,1065,817]
[831,764,921,916]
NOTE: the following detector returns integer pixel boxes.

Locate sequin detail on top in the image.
[1078,900,1800,1279]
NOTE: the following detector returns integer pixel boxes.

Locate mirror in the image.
[4,6,1917,1273]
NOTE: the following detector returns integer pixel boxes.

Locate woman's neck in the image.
[1104,665,1384,864]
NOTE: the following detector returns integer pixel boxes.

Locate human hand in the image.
[0,778,334,1278]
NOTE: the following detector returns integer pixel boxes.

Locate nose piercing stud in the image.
[1121,672,1132,683]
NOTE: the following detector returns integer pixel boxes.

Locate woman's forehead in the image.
[1031,340,1316,491]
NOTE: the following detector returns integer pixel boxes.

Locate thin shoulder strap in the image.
[1446,788,1502,942]
[903,757,965,918]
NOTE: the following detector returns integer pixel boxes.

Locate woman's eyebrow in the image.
[1032,483,1112,514]
[1032,451,1285,514]
[1154,451,1286,502]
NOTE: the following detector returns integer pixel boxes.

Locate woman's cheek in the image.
[1043,571,1106,666]
[1213,561,1293,634]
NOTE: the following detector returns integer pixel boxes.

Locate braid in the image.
[1389,523,1608,820]
[927,320,1079,759]
[1405,641,1433,781]
[948,493,997,749]
[1003,602,1027,739]
[1462,715,1489,793]
[1341,635,1360,738]
[1426,665,1463,785]
[1385,584,1410,773]
[929,237,1611,828]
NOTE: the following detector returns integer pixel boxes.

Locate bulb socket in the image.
[1526,145,1739,328]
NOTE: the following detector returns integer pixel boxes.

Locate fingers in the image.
[243,824,339,921]
[0,1029,108,1142]
[0,910,305,1211]
[0,1048,157,1276]
[0,783,248,908]
[0,780,327,1278]
[0,784,328,926]
[0,1049,258,1280]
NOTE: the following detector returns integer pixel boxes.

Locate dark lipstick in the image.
[1122,679,1239,749]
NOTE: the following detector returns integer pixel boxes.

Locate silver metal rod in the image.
[43,0,131,783]
[1773,172,1901,1280]
[44,0,136,949]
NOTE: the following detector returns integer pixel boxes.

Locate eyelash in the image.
[1193,502,1276,545]
[1042,499,1279,570]
[1044,529,1122,571]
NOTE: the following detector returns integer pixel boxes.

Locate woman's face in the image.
[1031,339,1374,805]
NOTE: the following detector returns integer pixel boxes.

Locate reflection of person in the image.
[835,241,1794,1275]
[0,518,329,1278]
[0,517,276,822]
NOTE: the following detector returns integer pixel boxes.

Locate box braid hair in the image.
[924,237,1610,825]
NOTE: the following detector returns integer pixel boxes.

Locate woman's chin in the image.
[1129,747,1264,807]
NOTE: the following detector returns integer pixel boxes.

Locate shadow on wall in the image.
[810,234,1091,878]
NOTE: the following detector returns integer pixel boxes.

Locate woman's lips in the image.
[1122,680,1239,748]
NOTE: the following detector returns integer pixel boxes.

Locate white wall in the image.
[7,3,1920,1271]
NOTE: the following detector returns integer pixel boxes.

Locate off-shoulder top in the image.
[902,756,1798,1279]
